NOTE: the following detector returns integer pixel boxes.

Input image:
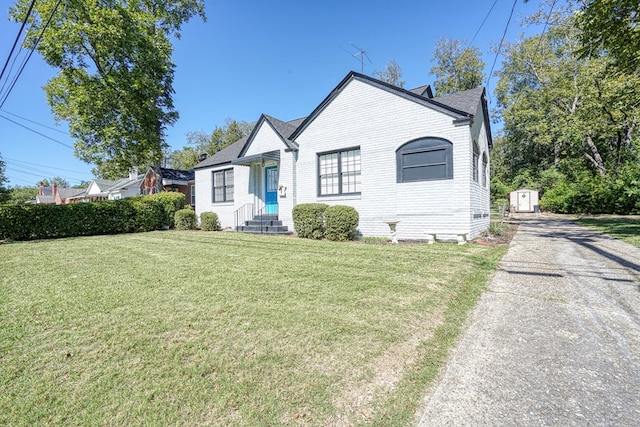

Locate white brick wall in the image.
[195,77,492,240]
[293,79,488,240]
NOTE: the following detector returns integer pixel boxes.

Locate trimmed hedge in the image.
[292,203,328,239]
[200,212,221,231]
[174,208,197,230]
[147,192,186,228]
[0,196,167,241]
[324,205,359,241]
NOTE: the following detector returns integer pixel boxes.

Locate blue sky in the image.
[0,0,545,187]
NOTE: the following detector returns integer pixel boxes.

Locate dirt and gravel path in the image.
[417,215,640,426]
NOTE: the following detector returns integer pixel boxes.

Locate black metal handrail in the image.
[234,203,254,230]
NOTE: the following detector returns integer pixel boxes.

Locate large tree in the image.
[9,0,205,179]
[575,0,640,74]
[429,37,485,96]
[495,5,640,212]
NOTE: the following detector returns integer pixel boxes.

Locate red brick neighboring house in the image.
[141,168,195,206]
[36,183,86,205]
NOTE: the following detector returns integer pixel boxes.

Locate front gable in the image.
[290,72,472,142]
[239,115,295,159]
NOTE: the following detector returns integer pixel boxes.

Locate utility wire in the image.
[467,0,500,48]
[3,156,92,175]
[485,0,519,95]
[0,109,68,134]
[0,0,63,109]
[0,0,36,84]
[0,113,74,149]
[507,0,559,109]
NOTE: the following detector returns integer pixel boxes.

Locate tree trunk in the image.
[584,135,606,176]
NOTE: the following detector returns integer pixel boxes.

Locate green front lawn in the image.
[575,216,640,248]
[0,232,506,426]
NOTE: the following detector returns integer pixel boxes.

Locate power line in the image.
[467,0,500,48]
[3,156,92,175]
[506,0,559,109]
[485,0,519,94]
[0,109,68,134]
[0,0,63,108]
[0,113,74,149]
[0,0,36,84]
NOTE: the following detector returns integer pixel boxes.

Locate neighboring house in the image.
[36,183,55,204]
[36,183,86,205]
[141,167,195,206]
[83,170,142,202]
[194,71,492,241]
[84,178,118,202]
[56,187,86,204]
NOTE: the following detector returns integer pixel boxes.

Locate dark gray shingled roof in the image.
[193,115,305,169]
[432,86,485,116]
[160,168,194,182]
[195,73,491,170]
[58,187,86,200]
[193,136,248,169]
[409,84,433,98]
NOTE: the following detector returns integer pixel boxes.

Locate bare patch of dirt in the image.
[327,312,445,426]
[473,221,519,246]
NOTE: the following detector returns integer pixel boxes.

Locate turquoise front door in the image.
[265,166,278,214]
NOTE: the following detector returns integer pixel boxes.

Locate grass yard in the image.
[0,231,506,426]
[575,216,640,248]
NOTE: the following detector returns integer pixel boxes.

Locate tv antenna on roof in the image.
[348,42,372,74]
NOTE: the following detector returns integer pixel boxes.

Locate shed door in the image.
[517,191,532,212]
[265,166,278,214]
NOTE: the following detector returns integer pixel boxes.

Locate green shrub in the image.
[174,208,197,230]
[200,212,221,231]
[130,198,166,232]
[0,195,171,241]
[324,205,359,241]
[147,192,185,228]
[292,203,328,239]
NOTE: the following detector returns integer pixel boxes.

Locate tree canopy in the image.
[372,60,405,88]
[494,4,640,213]
[430,37,485,96]
[575,0,640,74]
[166,119,253,170]
[9,0,205,179]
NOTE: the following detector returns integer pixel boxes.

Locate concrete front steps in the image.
[236,214,290,235]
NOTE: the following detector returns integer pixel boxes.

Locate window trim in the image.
[212,168,234,203]
[396,137,453,183]
[482,152,488,187]
[317,146,361,197]
[472,140,480,183]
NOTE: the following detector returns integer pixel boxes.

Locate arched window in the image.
[472,141,480,182]
[482,152,488,187]
[396,137,453,183]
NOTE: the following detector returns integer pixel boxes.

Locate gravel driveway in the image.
[417,216,640,426]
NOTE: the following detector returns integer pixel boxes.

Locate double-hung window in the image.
[318,148,361,196]
[212,169,233,203]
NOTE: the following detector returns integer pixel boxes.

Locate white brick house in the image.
[194,71,492,241]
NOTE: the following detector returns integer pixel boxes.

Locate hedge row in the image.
[0,192,186,241]
[292,203,359,241]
